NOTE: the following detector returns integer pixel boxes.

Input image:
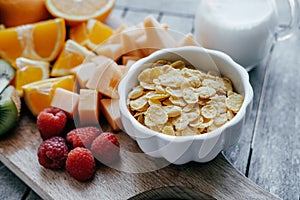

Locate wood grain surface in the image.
[0,0,299,199]
[0,105,280,200]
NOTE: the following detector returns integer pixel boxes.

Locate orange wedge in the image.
[0,0,52,27]
[22,75,75,116]
[50,39,96,77]
[0,18,66,64]
[45,0,115,26]
[69,19,114,50]
[13,57,50,97]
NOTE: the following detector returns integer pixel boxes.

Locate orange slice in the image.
[13,57,50,97]
[50,39,96,77]
[0,0,52,27]
[45,0,115,26]
[0,18,66,64]
[22,75,75,116]
[69,19,114,50]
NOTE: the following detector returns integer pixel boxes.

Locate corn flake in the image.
[163,105,182,117]
[145,105,168,125]
[128,85,144,99]
[201,105,217,119]
[226,92,244,113]
[196,86,216,99]
[162,125,175,136]
[166,87,183,98]
[183,87,198,104]
[129,96,148,111]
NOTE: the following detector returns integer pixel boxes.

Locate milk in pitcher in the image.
[195,0,279,70]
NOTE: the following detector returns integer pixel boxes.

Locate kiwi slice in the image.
[0,59,15,94]
[0,86,21,136]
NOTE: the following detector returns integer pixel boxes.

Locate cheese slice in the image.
[78,89,100,125]
[100,98,123,131]
[121,56,139,65]
[178,33,200,47]
[136,15,177,54]
[72,62,97,88]
[121,29,145,57]
[86,56,123,98]
[86,56,111,90]
[94,43,123,60]
[51,88,79,118]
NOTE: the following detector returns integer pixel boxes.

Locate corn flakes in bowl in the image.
[118,46,253,164]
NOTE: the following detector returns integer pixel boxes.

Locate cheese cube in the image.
[178,33,200,47]
[136,15,177,53]
[121,31,144,57]
[51,88,79,118]
[72,62,97,88]
[86,56,123,98]
[86,56,111,90]
[94,43,123,60]
[100,98,123,131]
[121,56,140,65]
[78,89,100,125]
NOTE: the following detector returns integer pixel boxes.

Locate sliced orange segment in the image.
[50,39,96,77]
[22,75,75,116]
[13,57,50,97]
[70,19,114,50]
[45,0,115,26]
[0,18,66,64]
[0,0,52,27]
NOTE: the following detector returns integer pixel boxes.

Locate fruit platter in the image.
[0,0,282,199]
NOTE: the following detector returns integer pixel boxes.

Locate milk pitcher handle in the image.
[276,0,300,41]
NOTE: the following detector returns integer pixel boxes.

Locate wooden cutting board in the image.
[0,104,281,200]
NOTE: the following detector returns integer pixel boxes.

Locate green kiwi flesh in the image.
[0,59,15,94]
[0,86,20,136]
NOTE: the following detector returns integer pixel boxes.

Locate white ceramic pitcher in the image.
[194,0,299,71]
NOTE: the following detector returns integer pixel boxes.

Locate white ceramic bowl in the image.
[118,46,253,164]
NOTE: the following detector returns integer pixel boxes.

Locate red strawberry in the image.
[37,136,68,169]
[37,108,67,140]
[66,126,100,149]
[66,147,95,182]
[91,132,120,165]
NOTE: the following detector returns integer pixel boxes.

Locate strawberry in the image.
[37,136,68,169]
[66,147,95,182]
[66,126,100,149]
[37,108,67,140]
[91,132,120,165]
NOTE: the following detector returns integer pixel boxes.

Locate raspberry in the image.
[66,126,100,149]
[37,136,68,169]
[91,132,120,165]
[37,108,67,140]
[66,147,95,182]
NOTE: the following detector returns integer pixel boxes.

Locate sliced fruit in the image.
[50,40,96,77]
[0,59,15,94]
[0,0,51,27]
[0,86,21,136]
[0,18,66,64]
[69,19,114,50]
[22,75,75,116]
[45,0,115,26]
[14,57,50,97]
